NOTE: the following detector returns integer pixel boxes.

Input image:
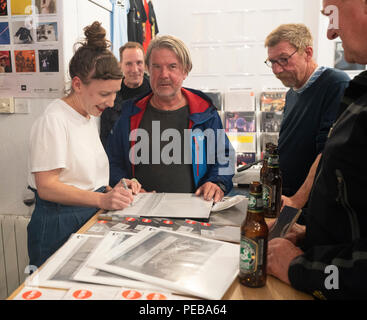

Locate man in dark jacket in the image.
[100,42,151,149]
[106,35,234,202]
[267,0,367,300]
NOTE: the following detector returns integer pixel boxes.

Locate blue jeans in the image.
[27,187,105,268]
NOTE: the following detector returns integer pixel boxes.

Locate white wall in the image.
[62,0,112,85]
[0,0,112,216]
[153,0,328,93]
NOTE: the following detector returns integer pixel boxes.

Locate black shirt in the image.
[134,102,195,193]
[100,74,150,149]
[127,0,147,44]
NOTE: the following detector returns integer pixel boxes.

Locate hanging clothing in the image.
[127,0,147,44]
[148,0,159,38]
[142,0,151,52]
[110,0,130,59]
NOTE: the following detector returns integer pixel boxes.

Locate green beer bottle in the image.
[239,181,268,288]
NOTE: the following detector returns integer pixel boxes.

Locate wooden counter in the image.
[8,210,313,300]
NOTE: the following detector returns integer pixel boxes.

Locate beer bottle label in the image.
[239,237,265,273]
[248,193,263,211]
[268,156,279,167]
[262,184,271,208]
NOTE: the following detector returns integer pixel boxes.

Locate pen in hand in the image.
[120,178,133,206]
[121,178,128,190]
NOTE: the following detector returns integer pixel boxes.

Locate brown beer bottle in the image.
[239,181,268,288]
[260,143,275,183]
[263,147,282,218]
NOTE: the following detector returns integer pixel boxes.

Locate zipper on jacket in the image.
[335,169,360,241]
[193,137,200,177]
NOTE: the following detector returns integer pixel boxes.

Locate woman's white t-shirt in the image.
[28,99,109,191]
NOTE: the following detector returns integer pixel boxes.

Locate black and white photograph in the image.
[93,228,239,299]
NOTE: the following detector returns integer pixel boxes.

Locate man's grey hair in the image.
[145,35,193,74]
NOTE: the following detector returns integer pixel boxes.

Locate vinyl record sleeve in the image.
[227,132,256,153]
[91,228,239,300]
[225,111,256,132]
[261,111,283,132]
[260,91,286,112]
[224,90,255,111]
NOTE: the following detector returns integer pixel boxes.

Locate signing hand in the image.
[100,180,133,210]
[123,178,142,195]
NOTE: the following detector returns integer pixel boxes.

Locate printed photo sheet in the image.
[108,193,213,219]
[91,228,239,300]
[73,231,172,291]
[25,232,153,290]
[26,233,102,289]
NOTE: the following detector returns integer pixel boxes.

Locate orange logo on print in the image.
[163,220,173,225]
[125,217,136,222]
[122,290,142,300]
[98,220,108,224]
[146,293,167,300]
[186,220,197,225]
[142,218,152,223]
[72,290,93,300]
[22,290,42,300]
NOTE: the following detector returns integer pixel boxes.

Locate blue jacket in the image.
[106,88,235,194]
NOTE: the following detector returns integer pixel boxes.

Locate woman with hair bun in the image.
[27,21,141,268]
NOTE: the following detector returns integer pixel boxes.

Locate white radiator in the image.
[0,215,30,300]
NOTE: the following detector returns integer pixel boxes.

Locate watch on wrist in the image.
[215,182,226,193]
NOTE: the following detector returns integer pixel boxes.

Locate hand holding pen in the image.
[120,178,142,195]
[99,180,133,210]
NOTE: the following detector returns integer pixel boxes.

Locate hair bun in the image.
[83,21,110,50]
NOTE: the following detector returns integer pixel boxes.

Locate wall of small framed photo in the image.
[0,0,64,97]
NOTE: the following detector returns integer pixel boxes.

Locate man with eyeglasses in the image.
[264,23,349,218]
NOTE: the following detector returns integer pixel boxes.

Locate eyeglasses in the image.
[264,49,298,68]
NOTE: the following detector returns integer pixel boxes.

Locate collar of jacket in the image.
[128,87,216,132]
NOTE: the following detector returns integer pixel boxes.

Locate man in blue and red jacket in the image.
[106,35,234,202]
